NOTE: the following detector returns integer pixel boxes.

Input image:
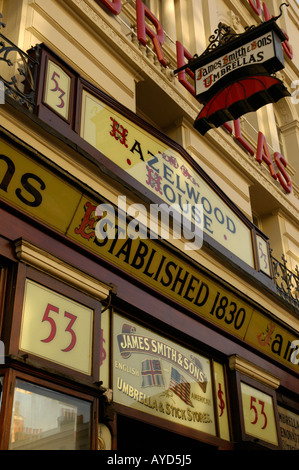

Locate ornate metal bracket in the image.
[0,14,40,110]
[271,252,299,311]
[174,2,289,75]
[273,3,289,21]
[199,22,257,59]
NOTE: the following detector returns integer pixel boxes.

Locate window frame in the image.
[8,264,102,385]
[0,368,98,450]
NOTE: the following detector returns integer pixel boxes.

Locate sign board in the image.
[241,382,279,446]
[20,280,94,375]
[278,406,299,450]
[0,137,298,373]
[214,361,230,441]
[44,60,72,121]
[79,89,254,268]
[194,28,285,103]
[113,313,216,435]
[185,19,290,135]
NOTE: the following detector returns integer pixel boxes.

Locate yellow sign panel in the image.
[20,280,94,375]
[80,90,254,268]
[113,313,216,435]
[68,199,298,373]
[68,197,254,341]
[0,137,298,373]
[278,406,299,450]
[241,382,279,446]
[44,60,71,120]
[256,234,271,276]
[244,310,299,373]
[214,362,230,441]
[0,137,82,232]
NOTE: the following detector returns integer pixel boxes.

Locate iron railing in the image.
[271,253,299,311]
[0,14,39,111]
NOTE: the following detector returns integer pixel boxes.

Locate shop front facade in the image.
[0,0,298,451]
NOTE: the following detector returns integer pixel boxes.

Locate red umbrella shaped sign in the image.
[194,75,290,135]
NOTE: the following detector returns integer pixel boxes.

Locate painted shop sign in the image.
[113,313,230,439]
[0,137,298,373]
[80,88,254,268]
[186,18,290,135]
[40,55,256,266]
[194,30,282,98]
[20,280,94,375]
[240,382,279,446]
[37,49,291,282]
[278,406,299,450]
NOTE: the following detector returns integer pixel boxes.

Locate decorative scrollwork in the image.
[271,252,299,311]
[274,3,289,21]
[200,22,256,58]
[0,15,39,110]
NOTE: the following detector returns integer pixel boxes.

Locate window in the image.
[9,379,92,450]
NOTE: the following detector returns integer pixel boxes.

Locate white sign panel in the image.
[195,32,276,96]
[113,313,216,435]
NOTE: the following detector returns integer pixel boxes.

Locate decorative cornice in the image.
[229,355,281,389]
[14,238,112,301]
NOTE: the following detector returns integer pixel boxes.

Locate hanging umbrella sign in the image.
[175,6,291,136]
[194,26,285,102]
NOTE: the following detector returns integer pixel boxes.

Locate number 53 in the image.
[41,303,77,352]
[250,396,267,430]
[50,71,66,109]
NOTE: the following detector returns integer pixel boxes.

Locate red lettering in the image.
[256,132,277,180]
[248,0,262,15]
[222,121,233,134]
[146,166,163,194]
[234,119,255,156]
[176,41,195,96]
[95,0,121,15]
[248,2,293,61]
[136,0,167,68]
[110,117,128,147]
[274,152,292,193]
[74,202,97,240]
[262,2,273,21]
[281,29,293,60]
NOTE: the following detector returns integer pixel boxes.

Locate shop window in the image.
[9,379,92,450]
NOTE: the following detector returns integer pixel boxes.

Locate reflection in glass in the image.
[9,380,91,450]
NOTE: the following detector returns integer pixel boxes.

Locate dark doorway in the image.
[117,414,215,451]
